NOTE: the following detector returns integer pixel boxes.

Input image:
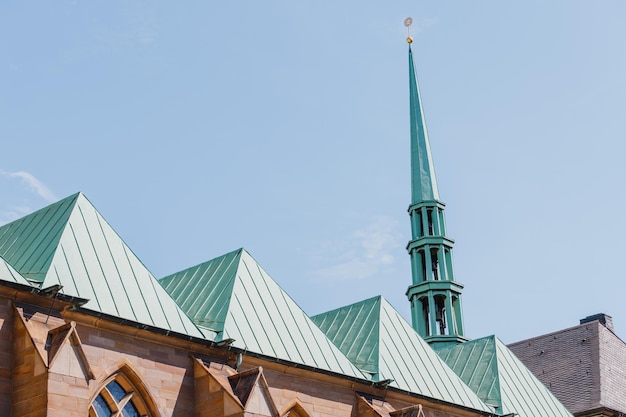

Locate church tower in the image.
[405,31,468,349]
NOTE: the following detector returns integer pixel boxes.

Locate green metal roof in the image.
[311,296,493,412]
[409,45,439,203]
[0,193,77,284]
[436,336,573,417]
[160,248,367,379]
[0,193,204,338]
[160,249,240,332]
[0,255,32,286]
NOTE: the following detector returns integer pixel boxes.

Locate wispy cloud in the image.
[0,169,57,225]
[1,170,57,202]
[312,215,403,282]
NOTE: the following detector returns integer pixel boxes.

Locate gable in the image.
[0,193,203,338]
[436,336,501,409]
[162,249,366,378]
[313,296,492,412]
[244,384,275,417]
[438,335,573,417]
[48,331,92,380]
[0,193,77,284]
[311,296,380,377]
[356,393,396,417]
[160,248,242,332]
[195,359,245,417]
[229,368,277,416]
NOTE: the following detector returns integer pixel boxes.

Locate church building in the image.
[0,31,579,417]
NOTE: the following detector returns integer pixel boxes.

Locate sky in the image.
[1,1,625,344]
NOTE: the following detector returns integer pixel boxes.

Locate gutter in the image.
[73,305,496,416]
[71,306,218,348]
[222,345,498,417]
[0,279,497,416]
[0,279,89,306]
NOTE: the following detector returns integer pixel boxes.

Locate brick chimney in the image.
[580,313,614,331]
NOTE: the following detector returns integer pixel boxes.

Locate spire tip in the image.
[404,17,413,43]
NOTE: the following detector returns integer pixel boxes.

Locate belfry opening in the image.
[404,42,468,349]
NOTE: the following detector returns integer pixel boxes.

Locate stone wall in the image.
[12,306,50,417]
[0,298,12,416]
[0,294,491,417]
[597,324,626,414]
[78,324,195,416]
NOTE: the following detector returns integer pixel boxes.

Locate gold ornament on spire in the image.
[404,17,413,43]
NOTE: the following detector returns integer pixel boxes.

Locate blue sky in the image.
[1,1,625,343]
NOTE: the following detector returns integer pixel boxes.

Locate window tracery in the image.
[89,373,151,417]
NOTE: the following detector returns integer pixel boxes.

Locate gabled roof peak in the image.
[0,192,204,339]
[314,295,384,318]
[312,295,492,412]
[437,335,573,416]
[161,247,366,378]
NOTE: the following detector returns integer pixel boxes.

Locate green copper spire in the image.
[409,46,439,203]
[405,40,467,349]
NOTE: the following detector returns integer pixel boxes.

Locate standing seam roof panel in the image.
[234,264,291,359]
[311,297,380,375]
[312,296,492,412]
[0,194,78,282]
[92,210,139,321]
[382,302,477,405]
[7,203,67,277]
[0,256,32,286]
[69,206,122,316]
[161,249,242,331]
[4,193,204,339]
[269,269,319,366]
[161,248,366,378]
[437,336,573,417]
[191,256,239,326]
[495,339,571,417]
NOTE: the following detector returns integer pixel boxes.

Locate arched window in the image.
[89,373,152,417]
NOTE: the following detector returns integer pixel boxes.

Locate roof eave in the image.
[0,279,90,307]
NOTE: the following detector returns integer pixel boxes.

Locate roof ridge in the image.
[487,338,503,410]
[6,192,205,339]
[164,249,366,378]
[163,247,244,278]
[161,248,244,335]
[312,294,383,318]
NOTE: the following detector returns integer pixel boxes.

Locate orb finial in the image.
[404,17,413,43]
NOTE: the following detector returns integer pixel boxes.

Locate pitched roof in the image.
[160,248,366,379]
[508,318,626,415]
[0,193,203,338]
[437,335,573,417]
[311,296,492,412]
[0,194,76,284]
[0,255,32,286]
